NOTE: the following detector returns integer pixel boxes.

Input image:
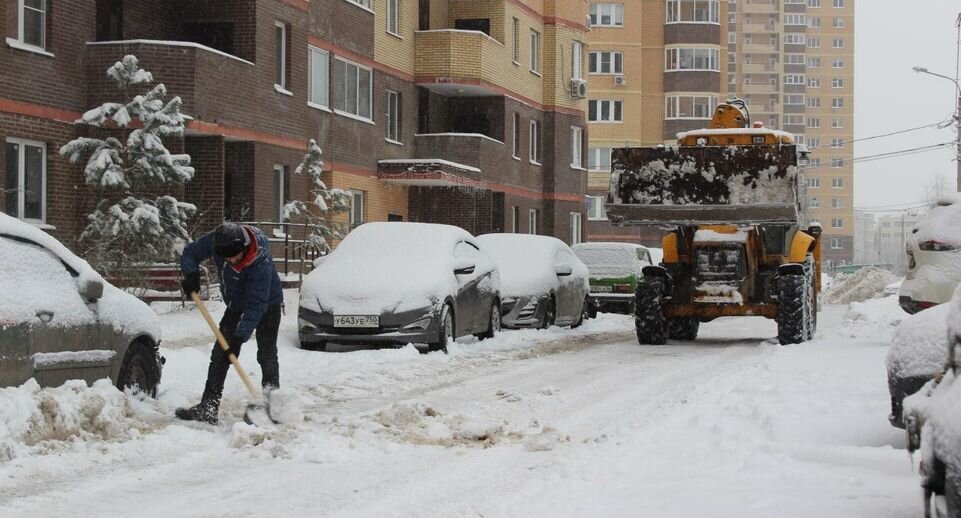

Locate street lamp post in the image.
[912,65,961,191]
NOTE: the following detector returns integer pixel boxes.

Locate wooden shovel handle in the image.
[190,292,260,399]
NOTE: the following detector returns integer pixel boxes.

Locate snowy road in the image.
[0,296,923,517]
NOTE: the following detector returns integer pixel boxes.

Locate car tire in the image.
[429,304,454,353]
[116,340,161,398]
[539,297,556,329]
[476,301,501,340]
[572,296,591,328]
[300,340,328,352]
[635,277,667,345]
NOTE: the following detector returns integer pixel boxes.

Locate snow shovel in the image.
[190,292,277,426]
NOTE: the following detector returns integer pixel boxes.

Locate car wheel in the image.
[572,296,590,328]
[429,304,454,353]
[539,297,556,329]
[116,340,161,398]
[477,302,500,340]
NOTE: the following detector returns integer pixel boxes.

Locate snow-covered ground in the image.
[0,291,922,517]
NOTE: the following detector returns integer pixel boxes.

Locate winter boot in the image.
[175,399,220,425]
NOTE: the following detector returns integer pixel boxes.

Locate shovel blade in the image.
[243,403,277,427]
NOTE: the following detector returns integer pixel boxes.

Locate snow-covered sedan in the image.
[0,213,163,394]
[477,234,590,329]
[886,302,948,428]
[298,223,500,352]
[900,196,961,314]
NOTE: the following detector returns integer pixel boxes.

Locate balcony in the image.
[742,63,777,73]
[741,1,779,13]
[742,23,777,33]
[377,133,506,187]
[414,30,511,97]
[742,43,779,54]
[742,83,779,94]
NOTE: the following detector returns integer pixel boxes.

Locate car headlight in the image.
[403,317,433,330]
[298,317,317,330]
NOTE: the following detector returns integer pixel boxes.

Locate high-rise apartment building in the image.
[728,0,855,266]
[585,0,728,244]
[1,0,590,257]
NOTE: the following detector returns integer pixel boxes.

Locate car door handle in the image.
[36,310,54,323]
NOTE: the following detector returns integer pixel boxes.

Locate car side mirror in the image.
[555,264,573,277]
[454,259,476,275]
[80,278,104,301]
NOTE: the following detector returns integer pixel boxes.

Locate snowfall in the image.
[0,289,929,517]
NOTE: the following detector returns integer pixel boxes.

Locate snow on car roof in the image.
[300,222,489,314]
[914,199,961,245]
[0,213,102,284]
[477,234,568,297]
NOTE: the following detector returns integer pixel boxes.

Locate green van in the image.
[572,242,653,315]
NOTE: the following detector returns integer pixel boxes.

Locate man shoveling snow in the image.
[176,222,284,425]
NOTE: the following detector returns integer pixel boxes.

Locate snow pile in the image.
[886,303,949,379]
[913,195,961,246]
[572,242,648,278]
[823,266,898,304]
[366,402,510,447]
[833,296,907,339]
[477,234,588,298]
[0,379,153,461]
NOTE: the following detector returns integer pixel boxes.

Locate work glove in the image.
[181,272,201,296]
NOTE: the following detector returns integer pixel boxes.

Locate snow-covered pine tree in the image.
[283,139,350,255]
[60,55,196,285]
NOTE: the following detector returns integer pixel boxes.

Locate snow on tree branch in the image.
[284,139,351,253]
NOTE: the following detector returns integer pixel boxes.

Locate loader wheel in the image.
[634,278,667,345]
[667,317,700,341]
[777,273,807,345]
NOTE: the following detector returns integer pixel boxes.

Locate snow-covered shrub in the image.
[282,139,350,254]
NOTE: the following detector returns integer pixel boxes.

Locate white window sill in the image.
[26,220,55,230]
[592,25,624,29]
[512,155,521,161]
[513,60,520,66]
[665,21,720,26]
[530,69,542,77]
[589,121,624,124]
[308,102,332,113]
[274,85,294,96]
[5,38,54,57]
[530,160,542,166]
[385,138,403,146]
[588,217,608,221]
[571,165,587,171]
[342,0,375,15]
[588,72,624,76]
[334,109,376,125]
[387,31,403,41]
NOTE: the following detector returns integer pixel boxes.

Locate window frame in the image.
[530,29,541,74]
[274,21,289,91]
[4,137,47,223]
[512,18,520,64]
[349,189,366,228]
[528,208,539,235]
[665,0,721,24]
[512,112,521,159]
[385,90,400,143]
[570,212,583,244]
[511,206,520,233]
[308,45,330,109]
[665,46,721,72]
[386,0,400,36]
[572,40,583,80]
[589,51,624,75]
[17,0,46,50]
[587,195,606,220]
[529,119,541,165]
[590,3,625,27]
[588,147,612,171]
[274,164,287,222]
[570,126,583,168]
[333,56,374,121]
[588,99,623,123]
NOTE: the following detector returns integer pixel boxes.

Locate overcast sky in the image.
[854,1,961,210]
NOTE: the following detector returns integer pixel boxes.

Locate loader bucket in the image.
[606,145,800,226]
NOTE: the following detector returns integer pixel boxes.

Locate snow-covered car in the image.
[903,283,961,515]
[571,242,652,314]
[477,233,590,329]
[886,302,948,428]
[0,213,163,394]
[900,196,961,314]
[298,222,500,352]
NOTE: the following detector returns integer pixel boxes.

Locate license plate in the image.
[334,315,379,328]
[590,285,612,293]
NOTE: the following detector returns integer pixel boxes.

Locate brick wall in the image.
[408,186,495,235]
[183,137,225,233]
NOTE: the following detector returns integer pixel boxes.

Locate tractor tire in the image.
[667,317,700,341]
[635,277,667,345]
[777,272,807,345]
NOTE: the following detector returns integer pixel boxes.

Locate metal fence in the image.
[238,220,327,284]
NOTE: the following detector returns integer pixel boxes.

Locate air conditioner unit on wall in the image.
[570,78,588,98]
[614,75,626,86]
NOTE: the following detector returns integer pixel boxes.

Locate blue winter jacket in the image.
[181,225,284,342]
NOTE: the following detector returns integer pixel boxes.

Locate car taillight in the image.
[918,301,939,310]
[918,240,960,251]
[613,284,632,294]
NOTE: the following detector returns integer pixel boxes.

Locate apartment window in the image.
[571,126,583,168]
[831,158,844,168]
[570,212,583,244]
[529,120,541,164]
[590,51,623,74]
[833,16,845,28]
[831,138,844,148]
[832,177,843,188]
[666,95,718,119]
[728,13,736,24]
[274,22,289,90]
[832,118,844,129]
[3,138,46,222]
[807,37,821,48]
[808,177,820,188]
[807,117,820,128]
[809,157,821,168]
[385,90,400,142]
[572,41,583,79]
[809,197,819,208]
[511,206,519,233]
[786,54,806,65]
[807,57,821,68]
[666,0,720,24]
[784,33,805,45]
[308,46,329,108]
[807,97,821,108]
[831,217,843,229]
[832,78,844,88]
[347,0,372,8]
[512,18,520,63]
[832,37,844,48]
[808,17,821,28]
[274,165,287,222]
[528,208,539,234]
[333,57,373,120]
[587,196,606,220]
[832,58,845,68]
[588,147,612,171]
[784,114,804,125]
[349,190,365,228]
[831,198,842,209]
[808,0,821,6]
[784,74,805,85]
[784,14,806,25]
[728,33,736,44]
[512,113,521,159]
[530,30,541,73]
[785,94,806,105]
[666,47,720,71]
[589,100,623,122]
[830,237,842,250]
[16,0,46,49]
[831,97,844,109]
[386,0,400,35]
[808,78,821,88]
[590,3,624,27]
[832,0,844,7]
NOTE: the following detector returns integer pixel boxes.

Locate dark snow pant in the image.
[201,304,282,407]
